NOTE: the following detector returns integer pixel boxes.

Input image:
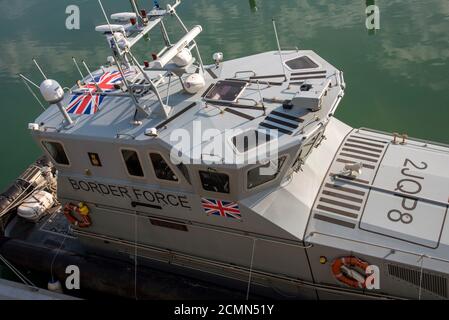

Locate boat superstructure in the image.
[3,0,449,300]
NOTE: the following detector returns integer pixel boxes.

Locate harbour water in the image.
[0,0,448,191]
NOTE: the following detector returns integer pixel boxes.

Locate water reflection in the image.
[0,0,448,190]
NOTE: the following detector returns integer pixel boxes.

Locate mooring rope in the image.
[246,238,257,300]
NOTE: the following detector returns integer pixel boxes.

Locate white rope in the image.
[0,254,38,289]
[246,238,256,300]
[50,224,70,283]
[134,211,138,300]
[418,255,425,300]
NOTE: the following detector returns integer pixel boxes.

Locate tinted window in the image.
[177,163,191,184]
[247,156,286,189]
[232,130,272,153]
[199,171,230,193]
[42,141,69,165]
[150,153,178,181]
[122,150,144,177]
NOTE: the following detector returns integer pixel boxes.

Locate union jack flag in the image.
[201,198,241,220]
[66,70,129,115]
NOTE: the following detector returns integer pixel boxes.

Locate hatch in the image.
[360,143,449,248]
[284,55,319,70]
[203,80,247,104]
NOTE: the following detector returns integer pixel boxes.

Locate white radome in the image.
[39,79,64,104]
[172,48,193,67]
[213,52,223,63]
[184,73,205,94]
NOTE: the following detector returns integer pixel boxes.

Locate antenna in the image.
[18,74,46,111]
[170,5,205,73]
[272,19,287,79]
[72,57,85,80]
[82,60,102,92]
[32,58,48,80]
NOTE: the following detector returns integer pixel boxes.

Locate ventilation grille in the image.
[387,264,448,298]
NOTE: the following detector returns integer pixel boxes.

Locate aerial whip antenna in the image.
[272,19,287,80]
[32,58,48,80]
[72,57,85,80]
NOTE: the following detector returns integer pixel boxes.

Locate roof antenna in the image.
[272,19,287,80]
[72,57,85,81]
[32,58,48,80]
[82,60,102,92]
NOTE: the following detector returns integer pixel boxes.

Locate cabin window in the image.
[42,141,69,165]
[292,131,324,172]
[176,163,191,184]
[232,130,272,153]
[150,153,178,182]
[247,156,286,189]
[88,152,102,167]
[122,149,144,177]
[199,171,230,193]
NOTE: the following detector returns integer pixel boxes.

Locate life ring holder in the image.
[63,202,91,228]
[331,256,369,289]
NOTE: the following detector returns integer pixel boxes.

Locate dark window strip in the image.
[259,122,293,135]
[341,147,380,158]
[343,143,383,153]
[150,219,188,232]
[291,70,326,76]
[224,108,255,121]
[316,204,359,219]
[319,197,361,211]
[265,116,299,129]
[156,102,196,130]
[322,190,363,204]
[339,152,378,163]
[270,110,304,122]
[314,214,356,228]
[346,138,386,149]
[290,75,327,81]
[350,135,388,144]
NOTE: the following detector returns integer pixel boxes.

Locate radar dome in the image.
[39,79,64,104]
[172,48,193,67]
[184,73,205,94]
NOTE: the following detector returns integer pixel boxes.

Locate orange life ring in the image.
[63,202,91,228]
[331,256,369,289]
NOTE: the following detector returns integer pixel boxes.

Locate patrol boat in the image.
[3,0,449,300]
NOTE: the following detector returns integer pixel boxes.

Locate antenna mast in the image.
[272,19,287,79]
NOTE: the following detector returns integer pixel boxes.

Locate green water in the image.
[0,0,448,190]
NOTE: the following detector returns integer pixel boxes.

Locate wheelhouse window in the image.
[176,162,191,184]
[121,149,144,177]
[150,153,178,182]
[247,156,286,189]
[42,141,69,165]
[232,130,272,153]
[199,171,230,193]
